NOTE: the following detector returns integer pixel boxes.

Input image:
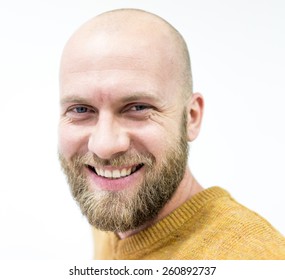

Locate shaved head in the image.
[60,8,193,99]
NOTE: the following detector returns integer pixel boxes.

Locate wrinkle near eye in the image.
[60,116,74,125]
[148,106,181,127]
[148,111,166,126]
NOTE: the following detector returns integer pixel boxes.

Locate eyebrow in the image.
[60,96,90,106]
[120,92,160,103]
[60,92,161,106]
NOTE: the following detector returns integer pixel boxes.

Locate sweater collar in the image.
[107,186,230,259]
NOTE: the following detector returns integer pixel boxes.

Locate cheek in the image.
[58,124,89,160]
[130,123,176,157]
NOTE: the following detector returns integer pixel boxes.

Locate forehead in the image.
[60,70,173,110]
[60,34,180,101]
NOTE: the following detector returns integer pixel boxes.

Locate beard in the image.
[59,111,189,233]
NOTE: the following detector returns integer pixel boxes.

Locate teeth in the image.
[126,168,132,176]
[95,167,100,175]
[97,168,104,177]
[104,170,112,178]
[120,168,127,177]
[93,165,141,179]
[112,170,121,178]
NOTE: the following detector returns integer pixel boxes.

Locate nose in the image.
[88,113,130,160]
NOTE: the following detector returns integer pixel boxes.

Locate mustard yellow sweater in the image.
[92,187,285,259]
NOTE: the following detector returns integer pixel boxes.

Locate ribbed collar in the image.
[108,186,230,259]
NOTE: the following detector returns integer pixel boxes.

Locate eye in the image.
[73,106,90,113]
[65,105,96,121]
[129,104,151,111]
[67,105,94,114]
[123,103,155,121]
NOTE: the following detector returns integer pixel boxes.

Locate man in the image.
[58,8,285,259]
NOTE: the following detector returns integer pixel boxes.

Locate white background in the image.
[0,0,284,259]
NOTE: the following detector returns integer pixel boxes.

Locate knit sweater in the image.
[92,187,285,259]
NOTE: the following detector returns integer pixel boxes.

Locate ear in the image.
[186,93,204,141]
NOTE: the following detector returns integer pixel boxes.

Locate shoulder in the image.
[178,189,285,259]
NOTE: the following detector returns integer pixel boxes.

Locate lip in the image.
[85,164,145,192]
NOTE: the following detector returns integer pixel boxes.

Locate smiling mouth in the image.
[87,163,144,179]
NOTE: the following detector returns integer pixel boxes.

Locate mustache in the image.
[70,150,155,168]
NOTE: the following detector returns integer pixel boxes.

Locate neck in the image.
[117,167,203,239]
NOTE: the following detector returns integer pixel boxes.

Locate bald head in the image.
[60,9,192,98]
